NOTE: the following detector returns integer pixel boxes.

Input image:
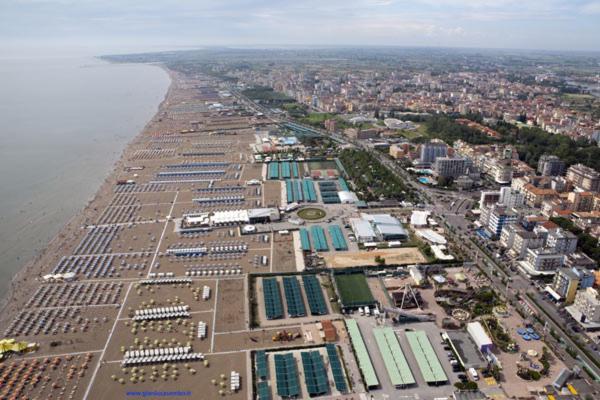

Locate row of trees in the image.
[338,149,412,202]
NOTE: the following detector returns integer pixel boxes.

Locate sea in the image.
[0,54,171,301]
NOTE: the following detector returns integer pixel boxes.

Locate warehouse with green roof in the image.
[345,319,379,389]
[373,327,416,388]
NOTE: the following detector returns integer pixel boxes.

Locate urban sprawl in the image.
[1,48,600,400]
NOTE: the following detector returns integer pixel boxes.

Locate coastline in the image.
[0,64,175,326]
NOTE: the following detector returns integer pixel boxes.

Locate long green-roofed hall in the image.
[405,330,448,385]
[345,319,379,389]
[373,327,415,388]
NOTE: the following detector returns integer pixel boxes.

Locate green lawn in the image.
[334,273,375,307]
[398,125,426,140]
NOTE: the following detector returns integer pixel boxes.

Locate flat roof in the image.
[466,321,493,347]
[411,210,430,226]
[373,328,415,387]
[446,331,487,369]
[405,330,447,384]
[416,229,447,244]
[376,224,408,237]
[350,218,377,239]
[345,319,379,388]
[366,213,401,226]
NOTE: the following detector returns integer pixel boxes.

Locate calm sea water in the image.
[0,55,170,300]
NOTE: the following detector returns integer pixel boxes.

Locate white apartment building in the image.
[519,248,564,276]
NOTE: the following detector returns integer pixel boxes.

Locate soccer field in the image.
[334,273,375,307]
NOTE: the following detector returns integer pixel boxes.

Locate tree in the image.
[437,176,454,187]
[375,256,386,265]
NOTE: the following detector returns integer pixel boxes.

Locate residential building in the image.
[572,288,600,323]
[434,157,467,179]
[568,191,595,212]
[552,267,595,304]
[344,127,379,140]
[537,155,565,176]
[546,229,578,255]
[520,248,564,275]
[566,164,600,192]
[479,191,501,208]
[511,228,545,259]
[420,142,448,164]
[564,252,597,270]
[499,223,518,250]
[485,158,512,184]
[522,184,558,207]
[571,211,600,230]
[499,186,525,208]
[479,205,520,238]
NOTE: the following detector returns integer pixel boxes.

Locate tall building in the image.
[479,205,520,238]
[552,267,595,304]
[520,248,564,275]
[485,158,513,184]
[546,229,578,255]
[499,187,525,208]
[480,191,501,208]
[510,228,545,259]
[572,287,600,323]
[434,157,467,179]
[420,142,448,164]
[566,164,600,192]
[537,155,565,176]
[567,191,595,212]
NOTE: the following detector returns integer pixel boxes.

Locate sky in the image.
[1,0,600,55]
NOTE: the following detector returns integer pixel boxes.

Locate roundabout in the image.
[297,207,327,221]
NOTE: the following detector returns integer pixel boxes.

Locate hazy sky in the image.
[2,0,600,54]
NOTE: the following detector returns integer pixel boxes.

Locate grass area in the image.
[298,112,336,127]
[241,86,294,104]
[296,112,371,131]
[562,93,595,101]
[334,273,374,307]
[297,207,327,221]
[398,125,426,140]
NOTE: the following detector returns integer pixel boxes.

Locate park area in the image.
[334,273,375,309]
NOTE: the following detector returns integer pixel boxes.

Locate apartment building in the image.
[546,229,578,255]
[420,142,448,164]
[566,164,600,192]
[479,205,520,238]
[537,155,565,177]
[552,267,595,304]
[520,248,564,275]
[572,288,600,324]
[434,157,467,179]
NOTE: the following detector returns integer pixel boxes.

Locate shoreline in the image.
[0,63,174,324]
